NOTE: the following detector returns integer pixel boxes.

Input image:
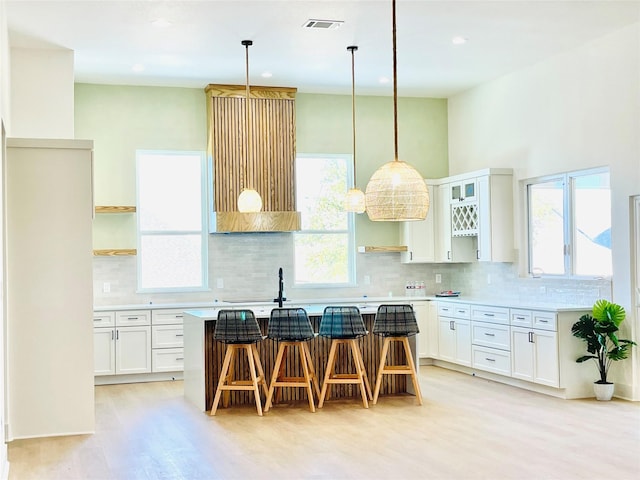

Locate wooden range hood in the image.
[205,84,301,233]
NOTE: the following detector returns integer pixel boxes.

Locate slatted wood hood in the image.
[206,84,301,233]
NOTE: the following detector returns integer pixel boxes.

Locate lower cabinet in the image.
[151,309,185,373]
[93,325,152,375]
[511,326,559,387]
[414,301,438,359]
[438,318,471,366]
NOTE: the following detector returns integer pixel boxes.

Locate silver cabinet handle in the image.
[176,357,184,361]
[539,319,549,323]
[485,357,496,362]
[127,317,138,320]
[116,330,119,340]
[483,313,495,317]
[175,334,184,337]
[111,330,114,340]
[515,316,526,320]
[528,332,534,343]
[484,332,495,337]
[450,320,455,330]
[175,315,183,319]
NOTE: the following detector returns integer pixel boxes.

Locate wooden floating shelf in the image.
[95,206,136,213]
[357,246,408,253]
[213,211,301,233]
[93,249,137,256]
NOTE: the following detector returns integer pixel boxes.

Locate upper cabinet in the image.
[398,168,514,264]
[400,184,436,263]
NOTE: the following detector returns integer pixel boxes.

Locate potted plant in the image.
[571,299,636,400]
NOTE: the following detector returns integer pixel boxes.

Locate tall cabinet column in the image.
[5,138,95,439]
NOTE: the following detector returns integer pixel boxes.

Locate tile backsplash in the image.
[93,233,610,307]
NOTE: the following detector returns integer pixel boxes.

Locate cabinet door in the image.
[438,318,456,362]
[450,179,477,203]
[435,184,453,262]
[533,330,559,387]
[511,327,534,382]
[116,326,152,374]
[400,184,435,263]
[455,320,472,366]
[152,325,184,348]
[94,328,116,376]
[426,302,439,358]
[414,303,429,358]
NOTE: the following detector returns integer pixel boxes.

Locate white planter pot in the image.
[593,382,614,401]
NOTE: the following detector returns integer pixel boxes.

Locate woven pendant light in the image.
[364,0,429,221]
[237,39,263,213]
[344,45,366,214]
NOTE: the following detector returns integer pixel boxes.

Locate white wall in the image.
[9,47,74,139]
[448,23,640,399]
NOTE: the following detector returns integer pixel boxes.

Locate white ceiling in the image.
[5,0,640,97]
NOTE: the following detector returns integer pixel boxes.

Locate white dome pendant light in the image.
[237,39,263,213]
[344,45,366,214]
[364,0,429,221]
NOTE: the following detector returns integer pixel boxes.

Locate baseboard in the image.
[95,372,183,386]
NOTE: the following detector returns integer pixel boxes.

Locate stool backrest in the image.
[214,309,263,344]
[268,308,315,341]
[319,306,366,339]
[372,304,419,337]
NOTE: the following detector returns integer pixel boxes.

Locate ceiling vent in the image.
[303,19,343,29]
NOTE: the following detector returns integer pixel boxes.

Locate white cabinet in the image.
[476,173,514,262]
[449,178,477,204]
[151,309,185,373]
[510,309,559,387]
[414,301,438,359]
[470,305,511,376]
[435,184,477,263]
[93,309,152,376]
[437,303,471,366]
[400,184,436,263]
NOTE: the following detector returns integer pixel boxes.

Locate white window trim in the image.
[294,153,356,288]
[525,166,611,279]
[136,150,209,293]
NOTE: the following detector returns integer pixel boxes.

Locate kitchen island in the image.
[183,300,419,411]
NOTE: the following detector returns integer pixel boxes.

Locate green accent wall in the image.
[75,84,448,247]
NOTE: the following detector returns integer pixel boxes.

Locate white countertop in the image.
[94,295,591,314]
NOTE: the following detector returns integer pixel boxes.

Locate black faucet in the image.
[274,267,286,307]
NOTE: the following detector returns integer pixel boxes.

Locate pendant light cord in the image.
[242,40,252,190]
[392,0,398,162]
[348,45,358,188]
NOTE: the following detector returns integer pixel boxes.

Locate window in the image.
[294,154,355,286]
[137,150,208,291]
[527,168,611,277]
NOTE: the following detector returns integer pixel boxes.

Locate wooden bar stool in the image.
[210,309,269,416]
[318,306,372,408]
[264,308,321,412]
[372,304,422,405]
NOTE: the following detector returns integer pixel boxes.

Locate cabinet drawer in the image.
[438,303,470,319]
[152,309,185,326]
[116,310,151,327]
[533,311,557,331]
[471,305,509,325]
[510,309,532,327]
[93,311,115,327]
[152,348,184,372]
[152,325,184,348]
[472,346,511,376]
[471,322,510,351]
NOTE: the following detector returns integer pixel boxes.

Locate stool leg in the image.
[318,340,338,408]
[402,337,423,405]
[353,341,373,400]
[274,345,288,405]
[245,344,263,416]
[373,337,392,404]
[297,342,316,412]
[223,348,237,409]
[251,343,269,398]
[349,340,369,409]
[210,345,234,416]
[303,342,322,400]
[265,343,286,412]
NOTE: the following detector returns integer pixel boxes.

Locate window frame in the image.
[525,166,611,279]
[293,153,356,288]
[135,149,209,293]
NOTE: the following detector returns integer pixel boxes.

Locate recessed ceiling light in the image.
[261,72,273,78]
[152,18,172,28]
[132,64,145,73]
[452,36,467,45]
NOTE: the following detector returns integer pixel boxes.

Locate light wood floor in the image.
[7,366,640,480]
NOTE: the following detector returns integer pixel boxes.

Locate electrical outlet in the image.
[435,273,442,284]
[102,282,111,293]
[216,278,224,289]
[364,275,371,285]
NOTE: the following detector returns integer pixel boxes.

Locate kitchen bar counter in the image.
[183,300,419,411]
